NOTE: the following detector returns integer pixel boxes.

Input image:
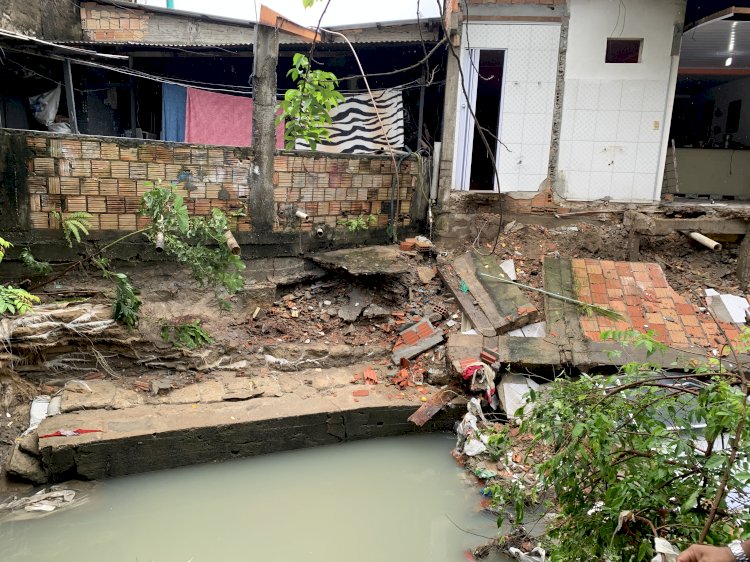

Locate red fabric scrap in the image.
[39,429,103,439]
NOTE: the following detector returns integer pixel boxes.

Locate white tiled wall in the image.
[454,23,560,193]
[558,78,670,202]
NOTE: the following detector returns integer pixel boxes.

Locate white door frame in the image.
[453,47,506,192]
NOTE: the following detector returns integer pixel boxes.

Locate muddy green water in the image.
[0,434,508,562]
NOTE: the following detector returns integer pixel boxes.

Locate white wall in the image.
[558,0,684,202]
[710,77,750,146]
[453,23,561,193]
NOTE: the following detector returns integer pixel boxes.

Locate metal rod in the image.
[63,59,79,134]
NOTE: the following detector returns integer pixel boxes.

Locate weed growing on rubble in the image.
[161,319,213,350]
[0,237,40,315]
[484,330,750,561]
[337,214,377,232]
[19,248,52,275]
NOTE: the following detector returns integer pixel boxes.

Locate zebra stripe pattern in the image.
[296,88,404,154]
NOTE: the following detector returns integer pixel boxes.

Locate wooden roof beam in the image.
[258,5,328,43]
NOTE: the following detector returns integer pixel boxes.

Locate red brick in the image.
[352,389,369,397]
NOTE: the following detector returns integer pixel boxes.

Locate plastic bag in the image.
[28,85,61,127]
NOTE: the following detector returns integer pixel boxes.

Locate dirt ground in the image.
[0,213,745,489]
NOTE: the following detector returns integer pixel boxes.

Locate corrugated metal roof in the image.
[681,7,750,70]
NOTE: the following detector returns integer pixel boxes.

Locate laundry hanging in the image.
[161,83,186,142]
[295,88,404,154]
[184,87,284,148]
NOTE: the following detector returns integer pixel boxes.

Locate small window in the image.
[606,38,643,63]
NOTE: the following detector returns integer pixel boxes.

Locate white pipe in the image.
[688,232,722,251]
[430,141,441,201]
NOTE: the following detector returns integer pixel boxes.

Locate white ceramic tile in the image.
[632,173,658,201]
[548,26,561,52]
[575,81,600,110]
[562,170,591,200]
[528,51,557,81]
[524,81,552,114]
[506,50,531,82]
[519,144,547,175]
[563,80,578,112]
[594,110,619,142]
[572,110,597,141]
[523,113,553,145]
[635,142,661,174]
[568,140,594,171]
[610,142,638,173]
[639,111,664,143]
[591,143,616,172]
[497,172,519,192]
[508,25,532,52]
[560,109,574,141]
[620,81,645,112]
[519,174,545,192]
[503,81,527,114]
[498,143,522,171]
[558,141,572,169]
[616,111,642,143]
[530,25,553,51]
[589,171,614,200]
[597,80,623,111]
[642,80,669,111]
[500,113,524,143]
[611,172,635,196]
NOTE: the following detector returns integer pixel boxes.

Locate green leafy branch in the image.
[337,214,377,232]
[0,236,41,315]
[161,319,213,350]
[276,53,344,150]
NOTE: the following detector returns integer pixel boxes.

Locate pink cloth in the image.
[184,88,284,148]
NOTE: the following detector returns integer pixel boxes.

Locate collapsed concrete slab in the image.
[310,245,412,275]
[38,391,457,481]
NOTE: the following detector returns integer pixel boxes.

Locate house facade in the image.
[435,0,688,239]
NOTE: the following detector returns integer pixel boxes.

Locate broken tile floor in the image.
[571,258,743,351]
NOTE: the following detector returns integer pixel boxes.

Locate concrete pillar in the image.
[249,24,279,232]
[434,35,461,235]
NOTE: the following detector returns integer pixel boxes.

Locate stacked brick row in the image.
[22,131,418,233]
[80,2,148,42]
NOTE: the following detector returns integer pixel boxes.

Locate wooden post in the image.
[63,59,79,134]
[248,23,279,231]
[738,224,750,292]
[128,57,139,138]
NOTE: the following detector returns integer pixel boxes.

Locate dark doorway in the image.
[469,49,505,191]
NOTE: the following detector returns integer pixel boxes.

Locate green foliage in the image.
[0,237,41,315]
[140,183,246,295]
[20,248,52,275]
[485,330,750,560]
[0,236,10,263]
[337,214,377,232]
[95,257,141,329]
[301,0,320,6]
[276,53,345,150]
[161,319,213,350]
[53,211,93,247]
[0,285,40,315]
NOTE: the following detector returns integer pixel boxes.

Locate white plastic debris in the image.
[705,288,749,324]
[498,374,541,422]
[456,398,489,456]
[508,322,547,338]
[508,546,546,562]
[500,259,518,281]
[23,396,50,436]
[652,537,680,562]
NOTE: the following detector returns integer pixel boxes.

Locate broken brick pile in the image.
[572,258,743,350]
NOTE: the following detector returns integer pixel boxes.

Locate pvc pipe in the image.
[223,230,241,256]
[154,232,165,252]
[430,141,441,201]
[688,232,722,252]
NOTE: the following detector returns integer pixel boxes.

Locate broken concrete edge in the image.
[37,392,460,482]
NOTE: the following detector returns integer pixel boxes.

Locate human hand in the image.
[676,544,735,562]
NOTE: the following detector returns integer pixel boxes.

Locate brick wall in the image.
[79,1,253,44]
[18,130,418,234]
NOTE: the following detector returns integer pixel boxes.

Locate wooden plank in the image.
[473,253,540,332]
[452,253,508,332]
[63,59,79,134]
[259,5,327,43]
[437,266,496,337]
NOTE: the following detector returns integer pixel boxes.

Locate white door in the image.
[455,48,480,191]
